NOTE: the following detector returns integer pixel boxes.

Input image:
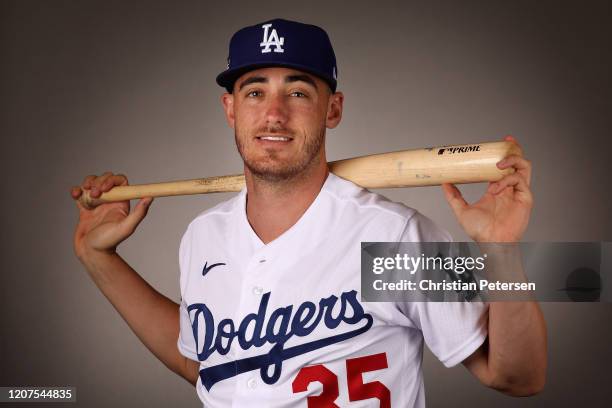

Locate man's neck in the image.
[244,160,329,244]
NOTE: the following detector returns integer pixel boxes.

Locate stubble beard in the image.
[235,126,326,183]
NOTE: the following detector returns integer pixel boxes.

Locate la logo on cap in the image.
[260,23,284,53]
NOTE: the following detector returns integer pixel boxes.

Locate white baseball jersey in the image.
[177,173,488,407]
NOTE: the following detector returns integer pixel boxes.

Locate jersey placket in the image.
[232,232,275,401]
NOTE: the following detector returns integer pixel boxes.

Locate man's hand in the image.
[69,173,196,385]
[442,135,533,242]
[70,172,153,260]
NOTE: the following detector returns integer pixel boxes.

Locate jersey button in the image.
[247,377,257,389]
[252,286,264,296]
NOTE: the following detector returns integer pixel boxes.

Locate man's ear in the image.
[221,92,235,129]
[326,91,344,129]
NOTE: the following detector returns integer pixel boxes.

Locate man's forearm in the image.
[482,245,547,395]
[487,301,547,395]
[78,250,197,383]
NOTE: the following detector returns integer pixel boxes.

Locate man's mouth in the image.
[256,136,293,142]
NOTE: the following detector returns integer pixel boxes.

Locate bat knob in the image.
[78,190,103,210]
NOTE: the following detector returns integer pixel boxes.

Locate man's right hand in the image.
[70,172,153,261]
[69,173,195,384]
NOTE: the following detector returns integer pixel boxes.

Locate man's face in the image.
[221,67,343,182]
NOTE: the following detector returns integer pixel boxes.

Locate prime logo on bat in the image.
[71,18,545,407]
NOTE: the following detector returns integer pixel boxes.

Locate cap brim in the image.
[216,61,337,93]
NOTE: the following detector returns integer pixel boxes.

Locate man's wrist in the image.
[77,246,122,279]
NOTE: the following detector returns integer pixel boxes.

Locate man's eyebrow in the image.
[285,74,318,89]
[238,76,267,91]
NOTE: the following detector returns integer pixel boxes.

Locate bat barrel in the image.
[329,140,521,188]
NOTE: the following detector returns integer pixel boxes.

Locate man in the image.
[71,19,546,407]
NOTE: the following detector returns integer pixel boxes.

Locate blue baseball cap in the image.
[216,18,338,93]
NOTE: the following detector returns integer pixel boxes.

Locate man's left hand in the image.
[442,135,533,242]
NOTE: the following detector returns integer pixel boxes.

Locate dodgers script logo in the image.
[260,23,284,53]
[188,290,373,391]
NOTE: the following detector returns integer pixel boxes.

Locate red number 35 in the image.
[291,352,391,407]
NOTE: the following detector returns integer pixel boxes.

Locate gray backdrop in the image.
[1,0,610,406]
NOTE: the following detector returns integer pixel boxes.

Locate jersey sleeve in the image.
[399,212,489,367]
[178,300,199,361]
[177,225,200,362]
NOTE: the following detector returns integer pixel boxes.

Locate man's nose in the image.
[264,93,288,126]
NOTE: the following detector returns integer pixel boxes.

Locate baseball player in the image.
[71,19,546,407]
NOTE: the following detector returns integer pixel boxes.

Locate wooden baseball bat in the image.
[79,140,521,209]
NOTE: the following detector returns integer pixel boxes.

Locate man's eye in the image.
[290,91,307,97]
[246,90,262,97]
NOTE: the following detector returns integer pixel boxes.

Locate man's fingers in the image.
[496,155,532,186]
[441,183,468,215]
[504,134,517,143]
[503,134,522,150]
[497,154,530,171]
[70,186,82,199]
[99,174,129,191]
[490,174,533,204]
[87,172,128,198]
[92,171,113,189]
[88,172,112,197]
[82,175,97,190]
[118,197,153,235]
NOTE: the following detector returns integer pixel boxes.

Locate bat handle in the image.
[77,186,145,209]
[78,186,162,210]
[76,174,247,209]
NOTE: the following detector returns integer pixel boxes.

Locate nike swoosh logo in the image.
[202,262,226,277]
